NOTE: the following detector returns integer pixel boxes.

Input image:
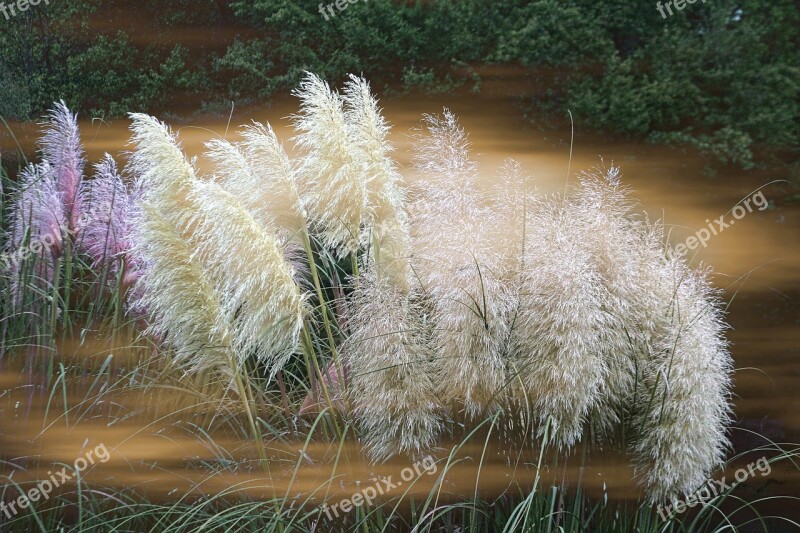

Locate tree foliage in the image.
[1,0,797,168]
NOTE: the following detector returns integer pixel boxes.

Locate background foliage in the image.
[1,0,798,169]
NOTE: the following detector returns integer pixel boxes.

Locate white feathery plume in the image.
[343,272,441,460]
[410,110,482,287]
[203,138,275,223]
[182,179,306,377]
[129,203,236,381]
[215,127,314,284]
[128,113,195,209]
[554,167,732,497]
[510,194,609,448]
[558,169,670,442]
[634,258,732,501]
[126,113,202,317]
[128,113,304,378]
[557,168,649,439]
[292,72,369,258]
[235,122,306,235]
[127,113,235,377]
[342,74,411,287]
[410,110,509,416]
[490,159,531,257]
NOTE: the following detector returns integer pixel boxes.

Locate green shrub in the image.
[0,0,796,170]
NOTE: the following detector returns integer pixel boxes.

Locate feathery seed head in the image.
[129,202,238,381]
[343,75,411,286]
[76,154,134,280]
[6,163,66,304]
[128,113,196,208]
[292,72,369,257]
[183,179,306,378]
[344,272,442,460]
[39,101,85,230]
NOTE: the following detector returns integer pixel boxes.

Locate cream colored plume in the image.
[510,195,610,448]
[410,110,510,416]
[556,168,732,497]
[128,112,305,379]
[205,123,306,238]
[128,113,196,208]
[342,74,411,286]
[564,169,660,439]
[292,73,368,258]
[183,179,305,377]
[343,272,441,460]
[129,203,236,381]
[634,259,732,502]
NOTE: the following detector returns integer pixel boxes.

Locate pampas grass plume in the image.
[184,179,305,377]
[292,72,368,258]
[76,154,134,282]
[6,162,65,299]
[344,273,441,460]
[130,203,236,380]
[342,75,411,286]
[410,111,509,416]
[634,260,732,501]
[40,101,85,230]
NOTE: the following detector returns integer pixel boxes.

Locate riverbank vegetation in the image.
[1,0,797,172]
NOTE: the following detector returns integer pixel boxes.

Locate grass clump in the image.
[0,74,796,532]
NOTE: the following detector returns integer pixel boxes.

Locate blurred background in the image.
[0,0,797,174]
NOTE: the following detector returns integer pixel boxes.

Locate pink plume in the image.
[39,101,85,231]
[76,154,134,282]
[6,162,66,302]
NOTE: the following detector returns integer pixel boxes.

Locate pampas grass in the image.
[21,77,727,503]
[0,77,743,517]
[6,162,65,302]
[292,73,369,258]
[207,123,306,238]
[129,113,305,380]
[342,75,410,286]
[400,107,732,498]
[410,110,510,416]
[129,203,236,381]
[183,179,305,377]
[128,113,195,206]
[4,102,87,304]
[512,196,610,448]
[40,100,85,231]
[76,154,136,286]
[634,259,732,501]
[343,272,441,460]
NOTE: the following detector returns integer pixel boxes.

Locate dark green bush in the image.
[0,0,796,170]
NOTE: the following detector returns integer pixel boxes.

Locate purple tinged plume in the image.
[39,100,85,231]
[76,154,136,285]
[6,162,66,301]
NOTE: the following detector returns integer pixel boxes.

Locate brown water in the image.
[1,73,799,512]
